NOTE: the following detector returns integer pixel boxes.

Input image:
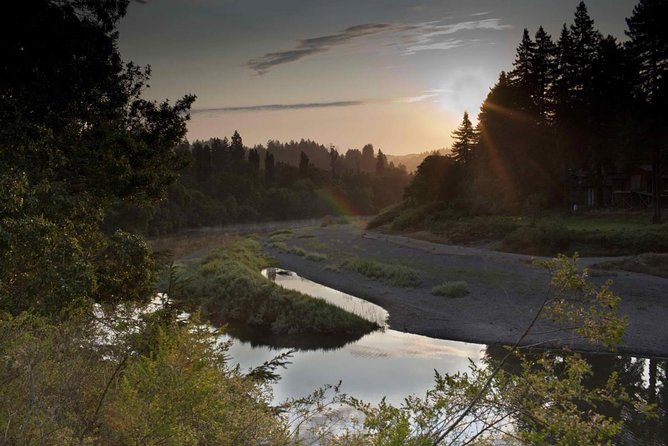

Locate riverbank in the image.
[261,222,668,358]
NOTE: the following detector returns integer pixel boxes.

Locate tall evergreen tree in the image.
[626,0,668,222]
[532,26,557,123]
[230,131,245,163]
[248,148,260,173]
[264,151,275,186]
[450,112,477,168]
[299,151,310,178]
[330,146,340,179]
[375,149,387,175]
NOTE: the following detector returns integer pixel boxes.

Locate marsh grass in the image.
[305,252,328,262]
[372,205,668,256]
[340,257,421,287]
[173,238,376,335]
[431,281,469,298]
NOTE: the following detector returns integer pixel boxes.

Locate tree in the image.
[230,130,245,163]
[299,151,310,178]
[264,151,275,186]
[375,149,387,175]
[449,111,477,168]
[329,146,340,179]
[248,148,260,173]
[0,0,194,314]
[361,144,376,173]
[626,0,668,223]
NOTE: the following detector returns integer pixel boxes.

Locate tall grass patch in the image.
[173,238,376,335]
[431,281,469,298]
[340,257,421,287]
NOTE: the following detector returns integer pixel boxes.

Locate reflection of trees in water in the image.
[485,345,667,445]
[225,322,367,352]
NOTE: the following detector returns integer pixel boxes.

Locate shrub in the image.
[431,281,469,298]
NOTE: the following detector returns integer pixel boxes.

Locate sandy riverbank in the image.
[263,222,668,358]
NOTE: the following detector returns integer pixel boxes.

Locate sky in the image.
[118,0,637,155]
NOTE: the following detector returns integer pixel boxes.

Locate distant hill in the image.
[387,149,447,173]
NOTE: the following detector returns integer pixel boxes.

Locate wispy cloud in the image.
[246,18,512,74]
[398,18,512,55]
[247,24,393,75]
[191,100,366,114]
[402,88,452,103]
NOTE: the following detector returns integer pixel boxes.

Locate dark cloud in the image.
[247,23,393,74]
[192,100,366,114]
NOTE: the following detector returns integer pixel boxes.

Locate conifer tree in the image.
[450,112,477,168]
[230,131,245,163]
[626,0,668,222]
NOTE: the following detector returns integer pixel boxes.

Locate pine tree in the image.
[450,112,477,168]
[509,29,537,102]
[248,148,260,173]
[299,151,310,178]
[626,0,668,222]
[264,151,275,186]
[375,149,387,175]
[230,131,244,163]
[532,26,557,123]
[330,146,339,179]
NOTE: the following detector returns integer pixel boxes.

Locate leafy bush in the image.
[431,281,469,298]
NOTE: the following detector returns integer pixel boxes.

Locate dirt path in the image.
[264,223,668,358]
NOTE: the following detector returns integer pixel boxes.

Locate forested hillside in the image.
[108,135,411,235]
[384,1,667,222]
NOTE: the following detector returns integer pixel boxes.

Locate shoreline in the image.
[262,223,668,359]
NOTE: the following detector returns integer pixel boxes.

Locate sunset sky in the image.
[118,0,636,155]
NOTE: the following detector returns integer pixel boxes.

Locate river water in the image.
[217,268,667,444]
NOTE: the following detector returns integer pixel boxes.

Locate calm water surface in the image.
[217,268,667,444]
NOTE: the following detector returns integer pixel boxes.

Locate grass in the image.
[305,252,328,262]
[593,253,668,278]
[289,246,306,256]
[340,257,421,287]
[431,281,469,298]
[370,203,668,256]
[150,232,235,260]
[171,237,377,335]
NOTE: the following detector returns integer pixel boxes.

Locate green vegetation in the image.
[370,0,668,253]
[431,281,469,298]
[0,312,293,445]
[594,253,668,278]
[340,257,421,287]
[173,238,376,334]
[372,204,668,255]
[305,251,328,262]
[1,1,665,444]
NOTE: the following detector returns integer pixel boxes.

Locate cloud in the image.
[398,18,512,55]
[246,18,511,74]
[191,100,366,114]
[247,23,393,75]
[402,88,452,103]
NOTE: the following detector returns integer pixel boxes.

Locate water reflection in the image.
[235,268,666,443]
[485,345,667,445]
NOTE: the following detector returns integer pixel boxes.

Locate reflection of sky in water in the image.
[228,270,485,405]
